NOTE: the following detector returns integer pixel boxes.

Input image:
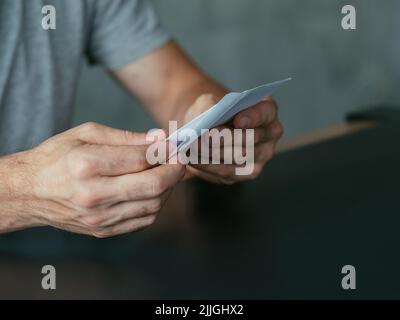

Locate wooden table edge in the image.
[276,120,379,154]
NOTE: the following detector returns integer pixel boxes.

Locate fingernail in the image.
[239,117,250,128]
[150,129,167,142]
[145,134,157,143]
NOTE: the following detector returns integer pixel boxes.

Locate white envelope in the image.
[167,78,291,155]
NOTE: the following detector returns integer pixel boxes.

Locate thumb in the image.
[184,94,219,122]
[73,122,152,146]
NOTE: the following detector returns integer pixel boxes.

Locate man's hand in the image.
[0,123,185,237]
[113,41,282,184]
[183,94,283,184]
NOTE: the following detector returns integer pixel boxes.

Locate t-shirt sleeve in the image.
[87,0,171,70]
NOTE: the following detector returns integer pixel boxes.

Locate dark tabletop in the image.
[1,108,399,299]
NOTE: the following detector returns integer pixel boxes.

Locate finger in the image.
[72,122,154,146]
[106,162,186,202]
[190,159,265,184]
[196,148,254,165]
[233,98,278,129]
[208,141,272,167]
[185,94,219,121]
[93,191,172,228]
[206,127,266,147]
[193,145,236,163]
[187,166,233,185]
[254,142,275,164]
[196,138,276,165]
[190,163,237,179]
[201,126,233,148]
[228,120,282,147]
[91,215,158,238]
[78,144,154,177]
[190,143,275,180]
[228,143,277,181]
[146,140,177,165]
[199,126,264,150]
[263,119,284,143]
[223,163,264,182]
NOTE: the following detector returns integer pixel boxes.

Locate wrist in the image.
[0,151,44,232]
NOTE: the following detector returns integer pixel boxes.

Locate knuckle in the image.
[150,176,166,196]
[144,215,157,227]
[267,101,278,120]
[176,164,186,178]
[135,151,149,168]
[253,107,262,120]
[222,178,236,185]
[146,198,163,214]
[72,189,100,209]
[91,230,110,239]
[79,122,100,133]
[267,97,278,109]
[249,164,263,180]
[197,94,217,106]
[272,121,284,140]
[220,168,234,179]
[265,143,275,161]
[72,155,98,179]
[82,214,107,229]
[123,130,136,142]
[257,143,274,163]
[254,128,264,144]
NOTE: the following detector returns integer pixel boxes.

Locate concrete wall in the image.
[74,0,400,138]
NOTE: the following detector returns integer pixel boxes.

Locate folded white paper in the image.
[167,78,291,155]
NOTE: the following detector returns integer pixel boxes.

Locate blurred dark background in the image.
[74,0,400,138]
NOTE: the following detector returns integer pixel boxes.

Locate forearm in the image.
[113,41,228,128]
[0,152,41,233]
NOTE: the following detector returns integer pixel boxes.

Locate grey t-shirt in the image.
[0,0,170,155]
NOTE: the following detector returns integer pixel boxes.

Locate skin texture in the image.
[0,41,283,236]
[0,123,185,237]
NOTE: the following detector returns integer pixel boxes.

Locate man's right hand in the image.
[0,123,185,237]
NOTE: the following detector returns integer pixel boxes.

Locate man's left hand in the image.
[183,94,284,184]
